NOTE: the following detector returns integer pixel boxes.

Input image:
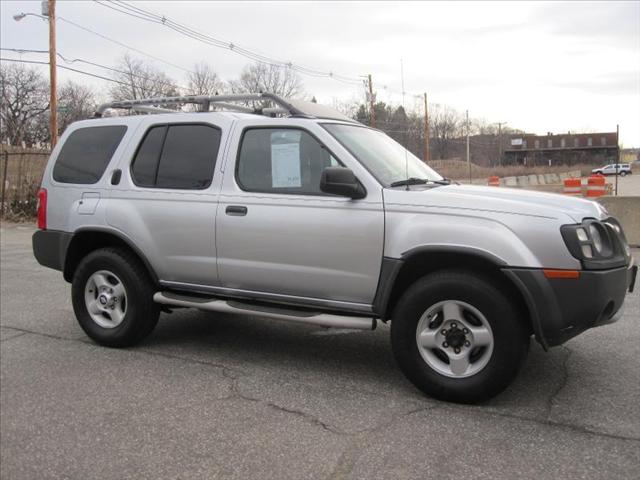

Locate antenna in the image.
[401,58,409,189]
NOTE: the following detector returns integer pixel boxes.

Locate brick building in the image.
[503,132,619,166]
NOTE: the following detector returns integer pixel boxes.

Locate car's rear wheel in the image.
[620,171,627,177]
[72,247,160,347]
[391,269,530,404]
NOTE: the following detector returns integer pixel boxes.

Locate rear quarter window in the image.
[52,125,127,184]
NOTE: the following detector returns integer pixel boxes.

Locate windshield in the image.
[323,123,443,187]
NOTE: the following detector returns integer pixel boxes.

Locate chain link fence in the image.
[0,147,50,220]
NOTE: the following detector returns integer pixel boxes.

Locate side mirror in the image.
[320,167,366,199]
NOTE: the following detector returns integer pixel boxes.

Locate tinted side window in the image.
[237,128,340,194]
[53,126,127,184]
[131,126,166,187]
[156,125,221,189]
[130,124,221,189]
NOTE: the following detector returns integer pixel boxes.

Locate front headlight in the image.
[588,223,611,256]
[561,218,627,270]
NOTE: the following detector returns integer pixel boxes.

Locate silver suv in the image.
[32,94,637,403]
[592,163,632,176]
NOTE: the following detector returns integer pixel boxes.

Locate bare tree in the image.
[187,62,224,96]
[228,62,303,98]
[430,105,462,159]
[0,64,50,146]
[471,117,498,136]
[110,54,179,101]
[57,81,97,133]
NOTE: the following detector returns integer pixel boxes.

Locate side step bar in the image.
[153,292,376,330]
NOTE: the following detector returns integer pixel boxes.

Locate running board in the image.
[153,292,376,330]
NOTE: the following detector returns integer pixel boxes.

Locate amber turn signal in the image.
[543,269,580,279]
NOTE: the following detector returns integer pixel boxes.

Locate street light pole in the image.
[47,0,58,147]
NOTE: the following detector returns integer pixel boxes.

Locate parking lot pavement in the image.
[1,223,639,480]
[613,172,640,196]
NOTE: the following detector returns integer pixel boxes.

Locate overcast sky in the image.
[2,0,639,146]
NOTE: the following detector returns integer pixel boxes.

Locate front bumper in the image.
[503,262,637,347]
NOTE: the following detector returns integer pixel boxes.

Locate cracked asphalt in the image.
[1,223,639,479]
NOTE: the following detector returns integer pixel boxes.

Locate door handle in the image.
[226,205,248,216]
[111,169,122,185]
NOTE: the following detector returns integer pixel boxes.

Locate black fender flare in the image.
[63,226,160,284]
[371,245,547,349]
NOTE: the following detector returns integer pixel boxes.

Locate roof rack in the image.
[95,92,357,123]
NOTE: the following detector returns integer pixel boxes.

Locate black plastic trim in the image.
[225,205,247,216]
[501,269,551,350]
[504,265,633,347]
[32,230,73,272]
[560,217,630,270]
[400,245,507,265]
[372,257,404,317]
[372,246,508,321]
[67,227,160,284]
[110,169,122,185]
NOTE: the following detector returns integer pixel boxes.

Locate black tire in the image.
[620,171,627,177]
[71,247,160,347]
[391,269,529,404]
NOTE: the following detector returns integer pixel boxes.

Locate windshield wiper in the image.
[389,177,452,188]
[390,177,428,187]
[431,178,453,185]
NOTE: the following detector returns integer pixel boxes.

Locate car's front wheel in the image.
[391,270,530,403]
[71,247,160,347]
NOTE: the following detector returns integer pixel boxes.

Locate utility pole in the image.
[423,92,429,163]
[367,74,375,128]
[46,0,58,147]
[466,110,471,184]
[495,121,507,167]
[615,124,619,196]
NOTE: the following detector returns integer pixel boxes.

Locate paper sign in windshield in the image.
[271,142,301,188]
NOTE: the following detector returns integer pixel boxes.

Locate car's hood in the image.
[383,184,604,222]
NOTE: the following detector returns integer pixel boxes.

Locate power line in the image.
[1,47,190,90]
[93,0,363,86]
[56,14,193,74]
[109,0,363,84]
[0,57,129,85]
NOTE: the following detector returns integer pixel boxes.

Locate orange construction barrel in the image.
[563,178,582,196]
[488,176,500,187]
[586,174,606,197]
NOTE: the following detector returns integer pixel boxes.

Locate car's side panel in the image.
[216,119,385,305]
[41,117,142,233]
[104,114,233,286]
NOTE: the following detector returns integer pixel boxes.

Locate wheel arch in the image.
[374,246,538,344]
[63,227,159,286]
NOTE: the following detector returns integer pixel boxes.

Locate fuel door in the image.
[77,192,100,215]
